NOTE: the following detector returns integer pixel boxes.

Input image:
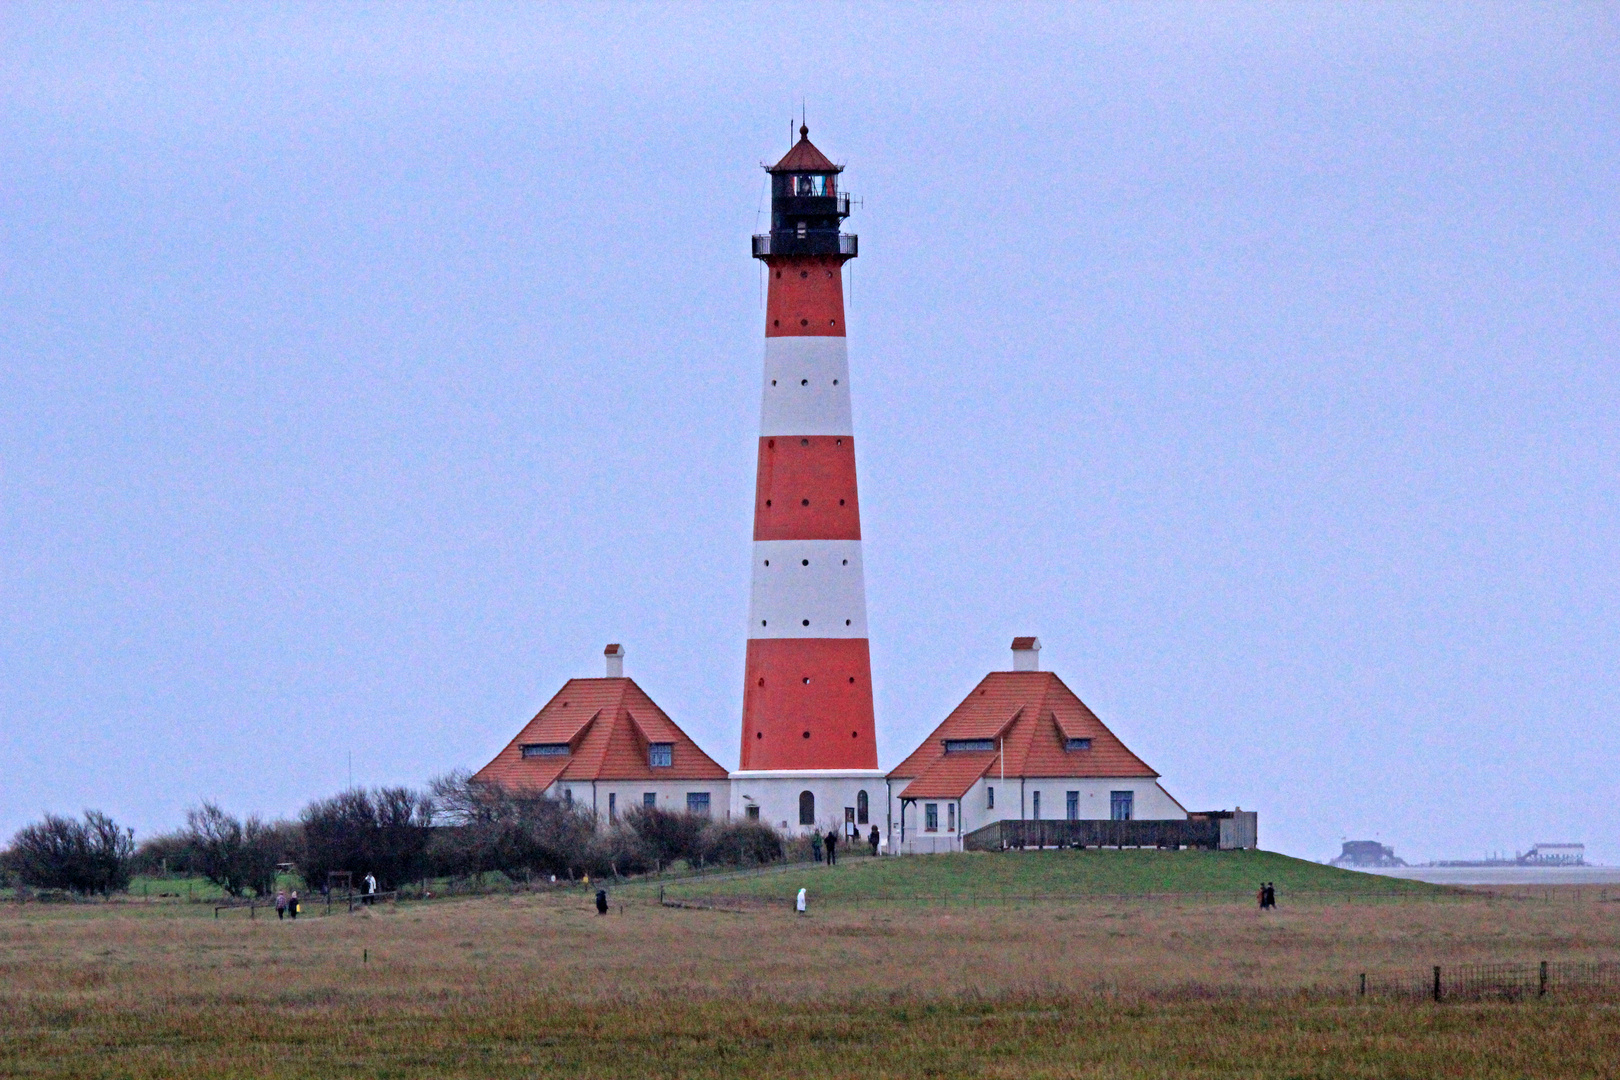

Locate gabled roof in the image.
[474,677,729,790]
[768,125,841,173]
[888,671,1159,799]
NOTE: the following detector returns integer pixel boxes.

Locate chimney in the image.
[604,643,624,678]
[1011,636,1041,672]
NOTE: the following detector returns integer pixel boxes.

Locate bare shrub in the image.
[7,810,134,896]
[427,771,596,882]
[132,829,196,877]
[700,818,784,868]
[299,787,431,892]
[182,804,295,897]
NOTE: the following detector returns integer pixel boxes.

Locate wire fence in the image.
[1360,960,1620,1001]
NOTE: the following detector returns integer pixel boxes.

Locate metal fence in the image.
[1360,960,1620,1001]
[963,818,1224,851]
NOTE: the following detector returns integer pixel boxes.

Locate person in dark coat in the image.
[1264,883,1277,909]
[289,889,300,919]
[824,829,838,866]
[595,888,608,915]
[868,826,880,857]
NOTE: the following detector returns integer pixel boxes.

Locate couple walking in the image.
[274,889,301,920]
[1256,882,1278,910]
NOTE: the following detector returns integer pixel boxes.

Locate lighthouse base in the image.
[729,770,892,847]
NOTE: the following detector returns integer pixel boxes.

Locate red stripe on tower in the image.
[741,125,876,771]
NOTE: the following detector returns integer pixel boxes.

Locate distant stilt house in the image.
[885,638,1189,854]
[473,644,730,825]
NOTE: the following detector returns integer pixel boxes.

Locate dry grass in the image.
[2,883,1618,1077]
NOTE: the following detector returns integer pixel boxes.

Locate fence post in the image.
[1540,961,1548,998]
[1433,965,1442,1003]
[1359,973,1366,997]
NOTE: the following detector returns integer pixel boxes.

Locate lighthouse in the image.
[730,125,887,839]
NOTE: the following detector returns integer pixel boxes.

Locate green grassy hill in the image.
[642,849,1449,905]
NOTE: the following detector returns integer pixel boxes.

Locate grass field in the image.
[3,851,1617,1078]
[641,848,1450,905]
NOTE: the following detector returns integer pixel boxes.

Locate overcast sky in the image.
[2,4,1615,864]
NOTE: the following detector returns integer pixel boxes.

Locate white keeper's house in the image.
[884,637,1188,854]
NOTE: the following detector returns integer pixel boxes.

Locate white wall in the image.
[729,770,887,841]
[547,779,731,828]
[889,777,1188,851]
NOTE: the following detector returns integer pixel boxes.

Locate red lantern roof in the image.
[768,124,841,173]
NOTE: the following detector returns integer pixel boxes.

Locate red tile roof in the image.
[474,678,729,791]
[888,672,1159,800]
[769,126,840,173]
[1011,636,1039,651]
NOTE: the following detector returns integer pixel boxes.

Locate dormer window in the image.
[521,743,570,758]
[1065,738,1092,752]
[649,743,673,768]
[944,738,995,754]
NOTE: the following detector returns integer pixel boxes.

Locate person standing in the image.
[796,887,807,915]
[810,832,823,863]
[868,826,880,857]
[364,872,377,905]
[1265,882,1277,909]
[1257,883,1266,910]
[289,889,300,920]
[595,888,608,915]
[275,889,288,920]
[825,829,838,866]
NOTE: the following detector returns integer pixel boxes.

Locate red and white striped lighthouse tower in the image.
[739,125,877,773]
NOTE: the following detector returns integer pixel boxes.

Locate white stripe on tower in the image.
[760,337,852,436]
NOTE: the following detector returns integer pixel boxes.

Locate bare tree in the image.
[182,803,288,898]
[8,811,134,896]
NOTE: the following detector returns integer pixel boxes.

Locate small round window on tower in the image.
[801,498,809,506]
[800,270,808,279]
[802,677,810,684]
[800,380,808,387]
[801,559,809,566]
[799,436,808,444]
[800,319,808,327]
[839,499,845,506]
[757,677,765,687]
[802,619,809,626]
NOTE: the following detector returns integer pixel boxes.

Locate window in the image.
[649,743,673,768]
[608,793,617,822]
[857,790,869,824]
[944,738,996,754]
[925,803,939,831]
[1064,738,1092,752]
[746,805,760,821]
[643,792,657,809]
[1111,791,1134,821]
[948,803,956,832]
[563,789,573,806]
[1032,791,1041,820]
[799,790,815,825]
[1066,791,1079,821]
[521,743,569,758]
[686,792,711,816]
[987,786,995,810]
